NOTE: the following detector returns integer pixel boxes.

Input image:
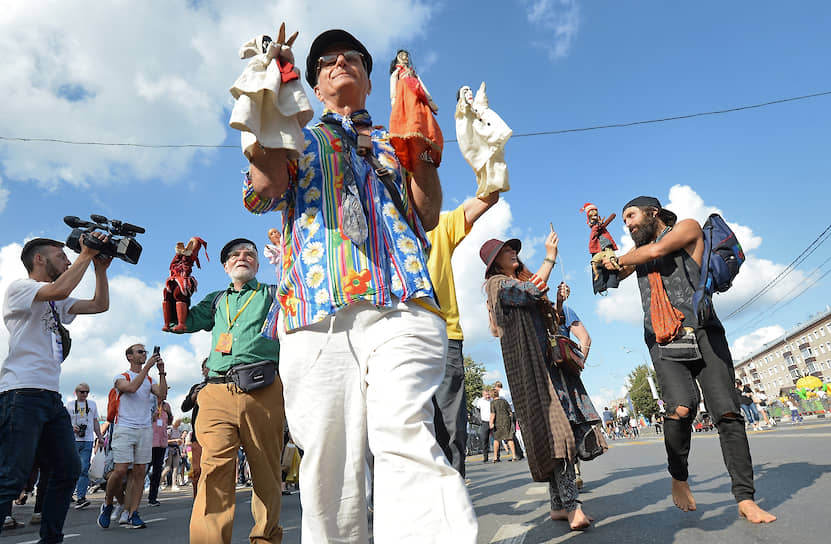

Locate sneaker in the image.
[118,510,129,525]
[171,485,180,491]
[148,500,161,507]
[97,503,114,529]
[127,511,146,529]
[112,504,124,521]
[75,497,91,509]
[4,515,25,529]
[30,512,41,524]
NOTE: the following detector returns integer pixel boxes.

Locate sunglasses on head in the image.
[317,50,365,74]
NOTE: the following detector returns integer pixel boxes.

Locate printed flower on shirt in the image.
[392,220,408,234]
[299,151,314,170]
[414,276,431,291]
[343,269,372,296]
[313,309,330,322]
[396,237,417,255]
[299,168,314,189]
[305,265,325,289]
[390,274,403,292]
[383,203,400,219]
[404,255,422,274]
[304,187,321,203]
[314,289,330,305]
[300,208,319,230]
[302,241,324,264]
[278,288,300,317]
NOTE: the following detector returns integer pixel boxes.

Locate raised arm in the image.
[35,232,106,303]
[463,191,499,228]
[69,254,112,315]
[247,147,292,200]
[408,163,442,231]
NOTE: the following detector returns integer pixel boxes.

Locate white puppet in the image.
[455,82,512,197]
[229,24,313,160]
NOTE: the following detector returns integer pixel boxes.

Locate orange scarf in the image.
[648,271,684,344]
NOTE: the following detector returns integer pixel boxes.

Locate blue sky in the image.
[1,1,830,413]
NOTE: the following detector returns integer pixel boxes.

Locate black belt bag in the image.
[209,361,277,393]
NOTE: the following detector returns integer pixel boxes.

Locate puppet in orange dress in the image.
[163,237,208,332]
[388,50,443,171]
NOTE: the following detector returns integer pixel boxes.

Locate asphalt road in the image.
[3,419,829,543]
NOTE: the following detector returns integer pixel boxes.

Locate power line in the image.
[723,222,831,320]
[1,90,829,149]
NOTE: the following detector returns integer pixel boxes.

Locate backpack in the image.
[692,213,745,325]
[106,372,152,423]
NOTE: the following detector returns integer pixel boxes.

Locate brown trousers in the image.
[191,379,285,544]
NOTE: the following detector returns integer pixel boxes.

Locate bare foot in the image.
[568,507,592,530]
[671,478,697,512]
[550,508,594,526]
[738,500,776,523]
[550,509,568,521]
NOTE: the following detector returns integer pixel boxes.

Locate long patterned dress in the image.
[486,274,602,510]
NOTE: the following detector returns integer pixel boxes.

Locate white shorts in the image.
[111,425,153,465]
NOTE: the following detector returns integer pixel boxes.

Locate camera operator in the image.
[0,234,111,542]
[65,382,103,510]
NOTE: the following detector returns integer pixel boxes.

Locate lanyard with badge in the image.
[215,283,260,354]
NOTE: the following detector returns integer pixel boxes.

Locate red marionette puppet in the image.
[162,237,208,332]
[580,203,621,294]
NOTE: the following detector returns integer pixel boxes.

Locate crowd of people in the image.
[0,25,779,544]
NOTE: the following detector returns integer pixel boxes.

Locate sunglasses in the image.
[77,390,89,394]
[134,349,147,354]
[317,50,365,74]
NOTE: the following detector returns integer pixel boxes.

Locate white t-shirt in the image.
[114,370,154,429]
[473,397,491,421]
[0,278,78,393]
[496,389,513,410]
[65,399,99,441]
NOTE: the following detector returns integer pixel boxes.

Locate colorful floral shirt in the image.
[244,111,435,332]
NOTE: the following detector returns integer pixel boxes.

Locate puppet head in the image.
[580,203,599,225]
[268,228,281,246]
[390,50,411,73]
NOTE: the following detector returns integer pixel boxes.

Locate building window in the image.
[807,361,817,373]
[785,356,795,366]
[821,328,826,337]
[778,377,785,386]
[801,347,814,358]
[768,368,774,376]
[790,368,801,380]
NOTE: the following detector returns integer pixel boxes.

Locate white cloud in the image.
[521,0,581,60]
[730,325,785,361]
[483,369,503,383]
[595,184,806,326]
[0,176,8,212]
[0,0,436,188]
[0,242,210,418]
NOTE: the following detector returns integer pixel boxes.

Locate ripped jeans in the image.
[650,327,755,502]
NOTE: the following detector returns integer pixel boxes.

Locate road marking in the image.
[512,499,544,509]
[143,517,167,523]
[525,486,547,495]
[17,535,80,544]
[489,523,531,543]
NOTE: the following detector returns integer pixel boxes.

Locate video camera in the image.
[63,214,146,264]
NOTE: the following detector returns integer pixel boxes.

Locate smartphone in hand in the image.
[153,345,160,357]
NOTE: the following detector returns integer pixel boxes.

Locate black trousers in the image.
[432,339,468,476]
[650,327,755,502]
[478,421,493,460]
[147,446,166,502]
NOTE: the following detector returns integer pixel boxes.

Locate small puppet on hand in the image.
[455,82,512,197]
[388,49,443,171]
[580,203,620,295]
[229,23,313,160]
[163,237,208,332]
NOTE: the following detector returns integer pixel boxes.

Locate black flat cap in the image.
[305,29,372,87]
[220,238,257,264]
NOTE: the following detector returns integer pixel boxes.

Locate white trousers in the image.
[279,300,478,544]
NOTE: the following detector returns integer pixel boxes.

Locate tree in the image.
[464,355,486,414]
[627,364,661,419]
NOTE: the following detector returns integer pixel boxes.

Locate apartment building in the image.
[734,308,831,397]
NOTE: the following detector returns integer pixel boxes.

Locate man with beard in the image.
[168,238,283,544]
[602,196,775,524]
[0,235,111,542]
